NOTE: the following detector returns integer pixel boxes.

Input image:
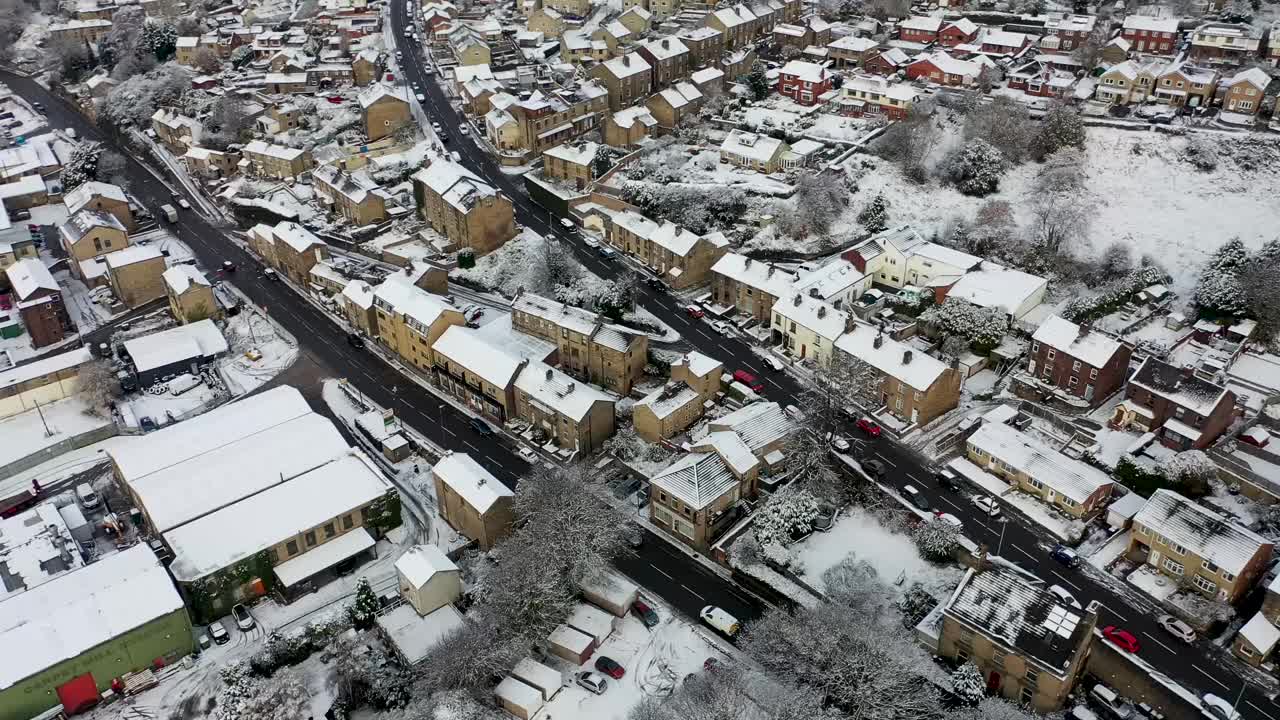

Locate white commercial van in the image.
[76,483,100,511]
[699,606,740,638]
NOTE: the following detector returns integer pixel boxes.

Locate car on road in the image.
[1101,626,1139,653]
[830,435,850,452]
[711,320,733,336]
[644,276,668,291]
[1201,694,1243,720]
[431,121,441,131]
[232,604,255,631]
[760,355,784,372]
[1157,614,1196,644]
[971,495,1000,517]
[901,485,930,512]
[934,512,962,528]
[459,125,469,135]
[416,93,425,101]
[582,235,599,248]
[221,260,236,273]
[559,217,575,232]
[731,369,764,393]
[346,333,365,349]
[576,671,608,694]
[1050,544,1080,568]
[32,102,44,112]
[684,304,704,319]
[208,621,230,645]
[855,417,881,437]
[700,606,740,637]
[469,417,494,437]
[861,458,886,478]
[598,246,616,260]
[631,600,659,628]
[1047,584,1081,609]
[784,404,805,421]
[595,656,625,679]
[935,468,961,492]
[177,198,191,209]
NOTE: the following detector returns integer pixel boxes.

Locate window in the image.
[1069,377,1078,387]
[1090,368,1098,380]
[305,531,317,547]
[1072,360,1081,372]
[1223,571,1237,582]
[287,540,299,556]
[1028,477,1044,490]
[1024,667,1039,687]
[325,522,336,538]
[1168,541,1187,556]
[1031,342,1039,354]
[268,548,279,564]
[343,514,354,529]
[972,446,987,459]
[1162,557,1184,575]
[1020,687,1034,705]
[1043,363,1053,377]
[1204,560,1219,573]
[1046,349,1056,360]
[1193,574,1217,594]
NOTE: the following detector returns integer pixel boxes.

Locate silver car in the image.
[1157,614,1196,643]
[576,671,607,695]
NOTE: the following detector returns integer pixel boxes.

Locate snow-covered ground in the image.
[611,146,795,196]
[124,380,222,429]
[1128,564,1180,603]
[795,507,962,596]
[1001,489,1080,542]
[0,396,114,469]
[220,307,300,396]
[1086,529,1131,572]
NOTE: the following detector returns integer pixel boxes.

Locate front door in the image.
[986,670,1002,693]
[1150,550,1162,568]
[1085,383,1095,401]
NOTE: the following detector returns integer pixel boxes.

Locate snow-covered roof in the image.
[359,83,408,109]
[567,602,614,644]
[270,221,325,253]
[696,431,758,476]
[432,451,512,514]
[162,264,210,295]
[432,325,525,388]
[946,268,1047,317]
[913,51,982,78]
[243,140,306,161]
[512,658,561,699]
[911,242,981,271]
[720,130,786,163]
[395,544,459,589]
[829,34,878,52]
[63,181,127,215]
[513,291,598,336]
[274,527,376,588]
[834,322,949,392]
[711,253,796,298]
[495,676,545,716]
[1129,356,1229,417]
[1108,490,1147,520]
[1133,490,1270,576]
[166,450,389,582]
[709,401,791,454]
[341,279,375,309]
[1032,315,1124,369]
[643,35,689,60]
[899,15,943,32]
[1240,612,1280,655]
[0,347,92,391]
[59,209,124,242]
[655,82,703,109]
[0,504,82,602]
[611,105,657,129]
[374,276,455,329]
[515,361,612,422]
[412,159,498,213]
[773,293,848,342]
[945,18,978,35]
[945,568,1085,678]
[602,53,651,79]
[5,258,58,300]
[691,67,725,85]
[1225,67,1271,90]
[635,382,701,420]
[453,64,494,84]
[122,318,228,374]
[968,422,1113,504]
[377,599,465,664]
[982,29,1029,48]
[679,351,722,378]
[712,4,756,27]
[651,450,737,509]
[544,140,598,166]
[0,545,185,692]
[103,244,163,269]
[1122,15,1180,33]
[649,221,704,257]
[778,59,827,83]
[843,74,920,102]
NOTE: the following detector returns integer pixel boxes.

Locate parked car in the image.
[209,622,230,645]
[263,268,279,281]
[901,485,930,512]
[644,276,668,291]
[232,603,255,631]
[732,369,764,393]
[1201,694,1243,720]
[784,405,805,421]
[1157,614,1196,644]
[598,246,617,260]
[829,435,850,452]
[221,260,236,273]
[1047,584,1081,609]
[631,600,659,628]
[760,355,784,372]
[934,468,961,492]
[416,93,425,101]
[1101,626,1139,653]
[582,235,600,248]
[459,125,469,135]
[1050,544,1080,568]
[594,656,625,679]
[934,512,962,528]
[346,333,365,349]
[177,198,191,209]
[971,495,1001,517]
[469,417,494,437]
[855,417,882,437]
[559,217,576,232]
[699,606,740,637]
[684,304,704,319]
[1089,684,1133,720]
[576,671,608,695]
[140,416,157,432]
[862,458,886,478]
[711,320,733,336]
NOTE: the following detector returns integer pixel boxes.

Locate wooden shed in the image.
[494,676,544,720]
[512,657,563,701]
[547,623,596,665]
[567,602,616,646]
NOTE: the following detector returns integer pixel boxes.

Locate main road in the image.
[387,12,1274,716]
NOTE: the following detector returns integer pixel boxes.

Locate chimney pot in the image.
[624,54,630,65]
[817,306,826,318]
[873,334,883,349]
[903,350,913,364]
[793,294,802,306]
[744,257,752,268]
[546,368,554,379]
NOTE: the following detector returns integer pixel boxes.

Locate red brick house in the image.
[1120,15,1180,55]
[1113,357,1237,450]
[4,258,71,349]
[1008,60,1078,98]
[905,51,989,86]
[939,18,979,47]
[898,16,943,44]
[1049,15,1097,52]
[776,60,833,105]
[980,29,1031,56]
[1027,316,1131,407]
[863,48,910,75]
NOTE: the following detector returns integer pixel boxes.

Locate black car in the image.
[644,277,668,291]
[862,458,886,478]
[934,469,961,492]
[346,333,365,349]
[222,260,236,273]
[470,417,494,436]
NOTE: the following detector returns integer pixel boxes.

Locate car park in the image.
[684,305,704,319]
[1047,584,1081,609]
[232,603,255,631]
[971,495,1001,517]
[631,600,659,628]
[1050,544,1080,568]
[209,621,230,644]
[595,656,625,679]
[1102,626,1139,653]
[1156,614,1196,644]
[576,671,607,694]
[855,417,882,437]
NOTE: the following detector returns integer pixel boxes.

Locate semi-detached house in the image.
[1027,315,1132,406]
[432,451,514,550]
[897,15,943,44]
[1113,357,1236,450]
[605,209,729,289]
[1121,15,1179,55]
[719,129,792,172]
[591,53,652,111]
[965,420,1115,518]
[776,59,833,105]
[834,321,961,427]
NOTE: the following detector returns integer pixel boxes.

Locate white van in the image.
[699,606,740,637]
[1070,707,1099,720]
[167,373,202,396]
[1089,684,1132,719]
[76,483,100,511]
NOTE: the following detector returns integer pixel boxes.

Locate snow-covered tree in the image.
[1184,136,1219,172]
[1159,450,1217,497]
[857,193,890,233]
[898,582,937,629]
[1031,102,1086,160]
[1194,273,1248,318]
[100,5,146,72]
[787,171,849,237]
[347,577,379,630]
[61,141,103,191]
[77,359,121,417]
[230,45,254,67]
[99,63,191,129]
[746,61,772,100]
[944,139,1006,196]
[920,299,1007,352]
[873,114,938,182]
[1029,192,1089,258]
[1098,242,1133,279]
[631,661,832,720]
[1035,147,1085,194]
[755,488,820,548]
[950,662,985,704]
[964,96,1035,164]
[967,199,1018,258]
[1205,237,1250,275]
[912,518,960,562]
[232,667,311,720]
[954,697,1042,720]
[140,19,178,61]
[1072,23,1111,71]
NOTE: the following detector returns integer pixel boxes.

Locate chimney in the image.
[476,475,486,486]
[808,288,820,298]
[662,38,670,49]
[873,334,883,349]
[565,382,575,394]
[793,294,802,306]
[1180,364,1195,379]
[817,306,826,318]
[767,265,775,277]
[623,54,631,65]
[744,257,753,268]
[546,368,554,380]
[903,350,913,364]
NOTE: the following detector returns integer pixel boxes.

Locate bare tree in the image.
[1034,147,1085,194]
[78,359,121,417]
[871,114,939,182]
[963,96,1036,164]
[98,151,129,188]
[802,352,881,441]
[190,46,222,73]
[631,663,833,720]
[1029,193,1089,257]
[1072,24,1111,71]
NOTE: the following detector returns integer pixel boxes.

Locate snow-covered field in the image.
[853,127,1280,297]
[612,146,795,196]
[796,507,962,596]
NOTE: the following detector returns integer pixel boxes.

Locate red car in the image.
[732,369,764,393]
[1102,626,1139,653]
[855,418,882,437]
[594,656,625,679]
[325,95,344,104]
[684,304,704,319]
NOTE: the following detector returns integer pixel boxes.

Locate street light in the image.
[996,516,1009,557]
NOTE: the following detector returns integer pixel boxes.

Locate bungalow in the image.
[905,51,990,87]
[719,130,790,173]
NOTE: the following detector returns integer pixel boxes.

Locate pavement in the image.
[6,40,1271,715]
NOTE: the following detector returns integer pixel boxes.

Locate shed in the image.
[511,657,562,701]
[1105,491,1147,531]
[580,571,638,617]
[495,676,544,720]
[547,623,595,664]
[395,544,463,616]
[566,602,616,645]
